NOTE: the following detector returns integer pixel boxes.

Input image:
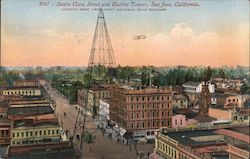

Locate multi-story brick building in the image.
[109,86,172,138]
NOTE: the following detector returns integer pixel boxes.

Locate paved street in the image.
[47,83,154,159]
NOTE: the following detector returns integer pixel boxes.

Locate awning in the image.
[119,128,126,136]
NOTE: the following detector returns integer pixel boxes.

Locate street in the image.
[47,83,154,159]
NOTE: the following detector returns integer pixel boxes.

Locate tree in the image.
[203,66,213,81]
[240,83,250,94]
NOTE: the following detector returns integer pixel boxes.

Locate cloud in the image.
[1,22,249,67]
[170,23,194,41]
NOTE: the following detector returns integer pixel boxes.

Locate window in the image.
[168,121,171,126]
[30,132,33,136]
[148,122,150,128]
[142,112,144,118]
[136,105,139,109]
[131,123,134,128]
[136,97,139,101]
[35,131,38,136]
[48,130,50,135]
[157,121,159,127]
[6,130,9,137]
[152,112,155,118]
[162,104,164,108]
[131,113,133,119]
[136,113,139,118]
[17,132,19,137]
[56,129,59,134]
[26,132,29,137]
[131,97,133,101]
[148,112,150,118]
[228,99,231,102]
[21,132,24,137]
[44,130,46,135]
[131,105,133,110]
[142,97,145,101]
[142,122,145,128]
[162,111,164,117]
[175,120,177,125]
[152,121,155,127]
[148,97,150,101]
[180,119,183,125]
[162,121,165,126]
[52,130,55,134]
[142,104,145,109]
[136,123,139,128]
[1,130,4,137]
[162,96,164,100]
[156,111,159,117]
[40,131,42,135]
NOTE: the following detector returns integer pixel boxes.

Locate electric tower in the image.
[73,9,116,154]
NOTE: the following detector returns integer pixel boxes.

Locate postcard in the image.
[1,0,249,159]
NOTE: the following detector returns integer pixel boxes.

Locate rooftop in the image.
[194,115,216,123]
[112,86,171,95]
[214,128,250,144]
[13,120,59,128]
[228,126,250,136]
[167,130,225,147]
[183,81,200,87]
[4,86,40,90]
[7,106,53,116]
[173,94,187,100]
[211,93,225,98]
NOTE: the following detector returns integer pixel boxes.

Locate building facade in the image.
[3,87,42,96]
[13,80,39,87]
[11,114,61,145]
[109,86,172,138]
[78,84,110,116]
[0,119,12,145]
[99,99,110,120]
[171,114,186,129]
[183,81,215,93]
[172,95,188,109]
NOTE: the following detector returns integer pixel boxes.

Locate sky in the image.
[1,0,249,67]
